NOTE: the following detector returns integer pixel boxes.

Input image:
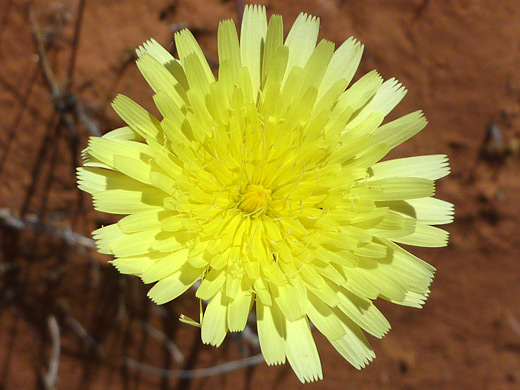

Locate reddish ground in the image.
[1,0,520,389]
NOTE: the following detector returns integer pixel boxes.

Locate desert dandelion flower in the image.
[78,5,453,383]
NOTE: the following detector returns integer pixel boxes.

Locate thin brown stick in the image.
[75,101,102,136]
[28,1,100,138]
[0,67,40,176]
[28,3,60,98]
[28,2,79,141]
[66,0,86,89]
[133,319,185,365]
[58,302,103,355]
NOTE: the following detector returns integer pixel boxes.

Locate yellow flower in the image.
[78,5,453,383]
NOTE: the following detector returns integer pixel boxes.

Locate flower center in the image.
[239,184,272,216]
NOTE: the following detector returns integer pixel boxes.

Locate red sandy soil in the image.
[1,1,520,389]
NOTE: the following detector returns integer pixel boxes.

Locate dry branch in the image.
[28,2,101,138]
[0,208,95,249]
[124,353,264,379]
[134,319,185,365]
[42,315,60,390]
[58,302,103,355]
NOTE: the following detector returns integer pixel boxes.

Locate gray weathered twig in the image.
[0,208,95,249]
[124,353,264,379]
[42,316,61,390]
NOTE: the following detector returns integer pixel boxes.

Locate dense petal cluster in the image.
[78,5,453,383]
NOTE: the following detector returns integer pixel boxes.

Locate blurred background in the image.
[1,0,520,389]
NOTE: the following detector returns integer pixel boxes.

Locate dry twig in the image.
[42,315,61,390]
[133,319,185,365]
[28,2,101,138]
[124,353,264,379]
[58,302,103,355]
[0,208,95,249]
[240,324,260,348]
[66,0,86,89]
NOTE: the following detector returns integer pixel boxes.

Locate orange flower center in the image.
[239,184,272,216]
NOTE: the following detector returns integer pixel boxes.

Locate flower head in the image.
[78,5,453,383]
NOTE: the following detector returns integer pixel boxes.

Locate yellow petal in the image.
[301,39,335,91]
[364,177,435,201]
[337,289,391,338]
[147,264,201,304]
[383,197,454,225]
[271,283,304,321]
[136,38,174,65]
[257,301,286,365]
[141,248,190,283]
[102,126,143,142]
[93,188,167,214]
[262,14,283,86]
[285,316,323,383]
[136,53,186,107]
[85,137,151,169]
[137,39,188,89]
[109,229,161,258]
[393,222,449,247]
[117,209,169,233]
[306,292,346,340]
[240,4,267,97]
[184,53,212,96]
[153,90,185,124]
[284,12,319,83]
[333,70,382,121]
[113,155,152,185]
[218,19,241,77]
[227,287,252,332]
[318,37,363,100]
[330,309,375,369]
[196,268,226,300]
[201,291,228,346]
[373,110,427,149]
[346,78,406,130]
[92,224,125,254]
[369,154,450,181]
[111,256,155,275]
[174,28,214,84]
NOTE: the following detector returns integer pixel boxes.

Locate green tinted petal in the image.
[240,4,267,97]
